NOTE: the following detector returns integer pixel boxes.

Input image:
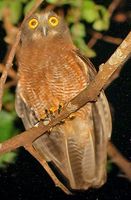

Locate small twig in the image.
[88,31,122,48]
[0,64,17,79]
[25,144,71,194]
[108,142,131,180]
[108,0,122,17]
[3,8,19,45]
[4,80,17,89]
[0,31,21,111]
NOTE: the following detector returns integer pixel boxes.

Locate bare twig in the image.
[0,64,16,79]
[3,8,19,45]
[25,144,71,194]
[88,31,122,48]
[4,80,17,89]
[108,0,122,17]
[108,142,131,180]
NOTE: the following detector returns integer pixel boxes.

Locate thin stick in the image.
[108,0,122,16]
[25,144,72,194]
[108,142,131,180]
[88,31,122,48]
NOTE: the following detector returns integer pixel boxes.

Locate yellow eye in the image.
[28,18,38,29]
[48,16,59,27]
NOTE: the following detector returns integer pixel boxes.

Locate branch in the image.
[88,31,122,48]
[0,0,44,111]
[108,0,122,17]
[0,31,131,154]
[108,142,131,180]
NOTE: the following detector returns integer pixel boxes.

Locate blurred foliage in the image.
[0,0,110,168]
[0,0,110,57]
[0,89,18,168]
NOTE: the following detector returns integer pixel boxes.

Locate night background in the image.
[0,0,131,200]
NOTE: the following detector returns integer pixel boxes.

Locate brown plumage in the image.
[16,11,112,191]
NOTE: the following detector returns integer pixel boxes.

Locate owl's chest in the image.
[18,43,87,119]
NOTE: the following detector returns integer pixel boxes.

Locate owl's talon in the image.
[58,103,64,114]
[69,114,75,120]
[49,106,57,114]
[43,118,51,126]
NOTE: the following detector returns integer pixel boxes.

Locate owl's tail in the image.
[33,93,112,190]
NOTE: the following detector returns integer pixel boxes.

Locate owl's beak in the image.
[42,27,48,36]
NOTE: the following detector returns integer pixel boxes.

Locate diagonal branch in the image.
[108,142,131,180]
[0,31,131,155]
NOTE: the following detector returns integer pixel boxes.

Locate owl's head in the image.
[21,11,69,42]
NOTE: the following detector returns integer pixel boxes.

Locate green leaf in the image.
[73,37,96,58]
[3,89,15,105]
[20,0,29,3]
[81,1,99,23]
[0,1,6,20]
[93,19,105,31]
[82,1,95,10]
[0,109,18,168]
[71,23,86,38]
[46,0,58,3]
[9,1,22,24]
[0,151,17,168]
[82,9,99,23]
[107,160,113,173]
[47,0,81,6]
[93,18,109,31]
[0,110,16,142]
[66,8,81,24]
[93,5,110,31]
[24,0,36,15]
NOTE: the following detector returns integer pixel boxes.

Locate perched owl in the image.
[16,10,112,192]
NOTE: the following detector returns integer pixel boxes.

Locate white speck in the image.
[66,102,78,112]
[121,40,128,49]
[99,63,104,71]
[43,120,50,126]
[108,48,126,66]
[34,122,39,127]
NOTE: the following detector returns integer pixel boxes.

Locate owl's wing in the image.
[72,50,112,186]
[74,49,97,80]
[15,88,37,129]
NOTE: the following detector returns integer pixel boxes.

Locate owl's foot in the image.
[58,103,64,114]
[49,103,64,116]
[40,103,65,126]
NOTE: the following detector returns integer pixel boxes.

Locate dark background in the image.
[0,0,131,200]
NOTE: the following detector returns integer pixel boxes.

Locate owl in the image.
[15,10,112,192]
